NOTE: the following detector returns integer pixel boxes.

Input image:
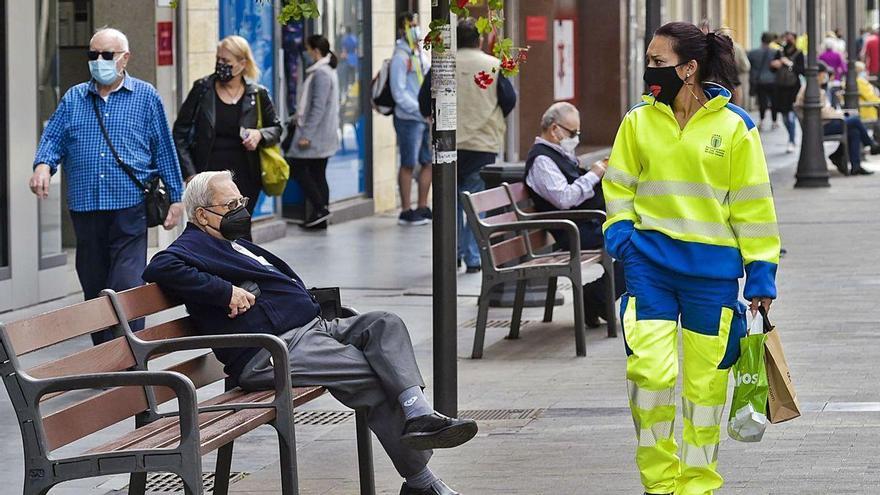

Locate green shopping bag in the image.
[727,313,769,442]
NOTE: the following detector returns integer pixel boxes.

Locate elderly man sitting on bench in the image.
[143,171,475,495]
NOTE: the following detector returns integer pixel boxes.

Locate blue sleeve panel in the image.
[604,220,635,260]
[743,260,778,300]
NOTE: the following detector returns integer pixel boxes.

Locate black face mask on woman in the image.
[644,62,689,106]
[204,206,252,241]
[215,61,235,82]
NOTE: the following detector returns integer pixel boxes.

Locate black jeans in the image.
[755,83,777,122]
[290,157,330,213]
[69,204,148,344]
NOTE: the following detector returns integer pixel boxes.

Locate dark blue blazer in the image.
[142,223,320,376]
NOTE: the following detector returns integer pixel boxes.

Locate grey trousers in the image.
[237,311,432,477]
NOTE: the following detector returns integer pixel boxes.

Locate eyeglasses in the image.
[556,123,581,138]
[87,50,122,61]
[204,196,249,211]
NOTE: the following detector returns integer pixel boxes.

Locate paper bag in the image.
[760,307,801,424]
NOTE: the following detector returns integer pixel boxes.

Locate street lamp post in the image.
[844,0,860,109]
[431,1,458,417]
[795,0,831,188]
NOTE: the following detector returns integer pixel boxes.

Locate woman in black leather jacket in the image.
[173,35,282,214]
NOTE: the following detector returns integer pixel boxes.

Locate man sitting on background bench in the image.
[143,171,475,495]
[523,102,626,327]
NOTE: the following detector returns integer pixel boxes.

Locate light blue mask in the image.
[89,59,120,85]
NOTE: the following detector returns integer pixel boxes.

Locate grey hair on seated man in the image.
[143,171,475,495]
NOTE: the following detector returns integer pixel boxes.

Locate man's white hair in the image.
[183,171,233,219]
[540,102,579,130]
[91,27,130,52]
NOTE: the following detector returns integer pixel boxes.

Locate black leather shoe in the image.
[870,143,880,155]
[829,152,848,175]
[465,265,481,274]
[852,167,875,175]
[400,479,460,495]
[401,413,478,450]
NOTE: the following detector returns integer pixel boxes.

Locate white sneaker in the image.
[786,142,795,154]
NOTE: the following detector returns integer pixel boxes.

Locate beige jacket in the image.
[456,48,506,153]
[794,86,844,121]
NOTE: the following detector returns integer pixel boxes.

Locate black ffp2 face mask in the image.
[215,61,235,82]
[644,62,688,106]
[204,206,252,241]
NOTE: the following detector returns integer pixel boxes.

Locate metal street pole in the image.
[645,0,662,54]
[844,0,860,109]
[431,1,458,417]
[795,0,831,188]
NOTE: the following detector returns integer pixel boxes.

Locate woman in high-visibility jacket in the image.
[603,22,780,495]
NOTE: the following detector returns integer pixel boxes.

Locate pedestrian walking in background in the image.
[770,31,804,153]
[862,25,880,79]
[819,37,847,82]
[173,35,282,220]
[391,13,433,226]
[732,41,751,107]
[605,22,780,495]
[748,32,779,131]
[284,34,340,230]
[523,102,624,327]
[417,19,517,273]
[29,28,185,344]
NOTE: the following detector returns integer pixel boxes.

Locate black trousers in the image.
[69,204,148,344]
[755,83,778,122]
[290,157,330,213]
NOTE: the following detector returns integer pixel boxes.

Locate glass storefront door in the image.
[324,0,367,201]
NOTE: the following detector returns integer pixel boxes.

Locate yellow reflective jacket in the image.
[603,84,780,299]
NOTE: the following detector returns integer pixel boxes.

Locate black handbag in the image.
[91,95,170,228]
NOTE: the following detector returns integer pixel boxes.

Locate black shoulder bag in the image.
[91,94,170,228]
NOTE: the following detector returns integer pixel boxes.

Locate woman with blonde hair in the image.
[173,35,282,221]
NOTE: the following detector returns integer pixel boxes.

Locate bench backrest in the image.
[461,184,554,269]
[0,285,224,453]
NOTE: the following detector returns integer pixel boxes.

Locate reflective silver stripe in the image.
[639,215,735,241]
[732,222,779,239]
[606,199,634,216]
[682,398,724,428]
[605,167,639,188]
[636,181,728,204]
[682,442,719,467]
[729,183,773,203]
[628,380,675,410]
[636,420,674,448]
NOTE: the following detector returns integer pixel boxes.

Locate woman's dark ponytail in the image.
[306,34,339,69]
[654,21,738,93]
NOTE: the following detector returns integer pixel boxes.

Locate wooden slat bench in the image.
[0,284,375,495]
[461,183,616,359]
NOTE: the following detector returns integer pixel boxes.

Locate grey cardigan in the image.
[286,65,340,159]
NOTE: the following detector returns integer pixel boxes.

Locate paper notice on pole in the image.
[435,94,457,131]
[434,150,457,164]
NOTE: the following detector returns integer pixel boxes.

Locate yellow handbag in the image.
[255,91,289,196]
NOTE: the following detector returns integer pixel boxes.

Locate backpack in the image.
[371,58,395,115]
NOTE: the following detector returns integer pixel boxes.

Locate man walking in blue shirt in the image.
[29,28,185,344]
[391,13,432,226]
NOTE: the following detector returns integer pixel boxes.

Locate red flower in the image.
[648,84,661,98]
[474,70,494,89]
[500,57,518,72]
[457,0,469,8]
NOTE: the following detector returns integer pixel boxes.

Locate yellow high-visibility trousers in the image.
[621,249,746,495]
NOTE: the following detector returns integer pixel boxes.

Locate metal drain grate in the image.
[295,410,354,425]
[134,471,246,494]
[458,408,544,421]
[459,318,532,329]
